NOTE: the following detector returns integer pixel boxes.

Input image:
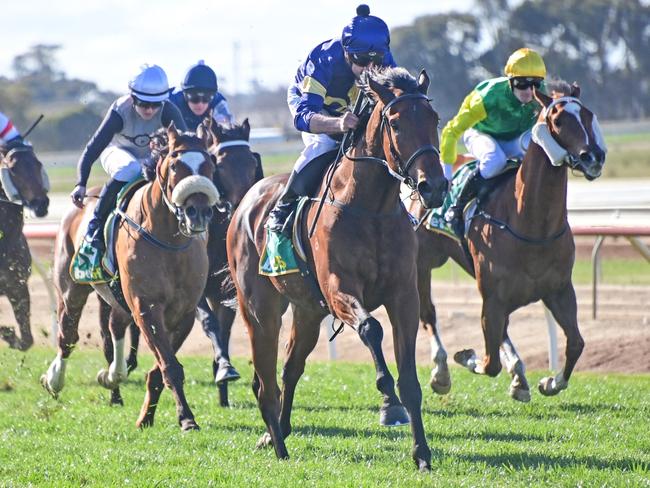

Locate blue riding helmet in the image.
[182,60,218,92]
[341,4,390,55]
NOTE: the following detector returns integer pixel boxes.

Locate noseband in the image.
[346,93,440,190]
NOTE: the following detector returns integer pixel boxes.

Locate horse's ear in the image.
[242,118,251,141]
[167,121,179,146]
[199,116,213,148]
[533,87,553,108]
[211,121,223,143]
[570,82,581,99]
[417,69,430,95]
[367,75,394,106]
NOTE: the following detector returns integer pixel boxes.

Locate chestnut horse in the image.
[227,67,447,471]
[41,125,219,430]
[119,119,263,407]
[0,139,49,350]
[410,84,606,402]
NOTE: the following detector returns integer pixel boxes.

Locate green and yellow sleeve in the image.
[440,90,488,164]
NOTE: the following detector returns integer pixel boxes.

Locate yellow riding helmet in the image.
[504,48,546,79]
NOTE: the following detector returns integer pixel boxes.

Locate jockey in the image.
[169,60,233,131]
[442,47,547,238]
[266,4,396,235]
[70,64,187,253]
[0,111,22,144]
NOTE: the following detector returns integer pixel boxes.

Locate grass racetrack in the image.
[1,348,648,486]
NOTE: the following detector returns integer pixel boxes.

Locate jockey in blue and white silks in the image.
[0,111,21,144]
[69,64,187,252]
[169,60,233,131]
[266,4,396,235]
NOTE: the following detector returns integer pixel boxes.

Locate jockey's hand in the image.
[70,185,86,208]
[339,112,359,132]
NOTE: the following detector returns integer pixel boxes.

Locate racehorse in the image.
[41,124,219,430]
[410,83,606,401]
[120,119,263,407]
[227,67,448,471]
[0,139,49,350]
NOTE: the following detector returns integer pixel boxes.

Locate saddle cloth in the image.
[70,178,146,284]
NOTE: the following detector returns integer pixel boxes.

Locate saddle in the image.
[70,178,146,284]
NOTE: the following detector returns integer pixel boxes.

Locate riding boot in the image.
[265,149,339,236]
[445,168,485,239]
[84,178,126,253]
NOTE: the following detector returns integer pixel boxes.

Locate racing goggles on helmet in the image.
[132,96,163,109]
[184,91,215,104]
[349,51,385,67]
[511,77,543,90]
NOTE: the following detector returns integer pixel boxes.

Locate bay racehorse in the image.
[410,83,606,401]
[227,67,447,471]
[120,119,263,407]
[0,138,49,350]
[41,124,219,430]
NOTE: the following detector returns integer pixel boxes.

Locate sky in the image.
[2,0,473,95]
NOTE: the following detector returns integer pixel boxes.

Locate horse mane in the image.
[358,66,419,96]
[545,78,573,98]
[145,128,203,181]
[214,121,250,142]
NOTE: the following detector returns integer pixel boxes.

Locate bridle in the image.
[0,143,49,206]
[208,139,252,220]
[345,92,440,190]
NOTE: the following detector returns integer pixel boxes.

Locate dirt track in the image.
[2,269,648,374]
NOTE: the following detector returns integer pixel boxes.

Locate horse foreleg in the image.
[500,329,530,402]
[5,282,32,351]
[41,284,91,398]
[279,305,324,438]
[97,298,122,405]
[539,284,583,396]
[385,292,432,472]
[417,261,450,395]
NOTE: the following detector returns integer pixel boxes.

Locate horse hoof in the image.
[429,375,451,395]
[380,404,410,427]
[39,374,58,399]
[96,369,115,390]
[180,419,200,432]
[110,390,124,406]
[256,432,273,449]
[509,386,531,403]
[215,364,241,384]
[538,376,566,396]
[417,459,432,472]
[453,349,477,370]
[136,417,154,430]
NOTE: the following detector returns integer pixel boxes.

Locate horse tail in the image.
[216,264,237,310]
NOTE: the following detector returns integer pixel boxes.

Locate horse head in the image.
[156,122,219,235]
[361,67,447,208]
[198,117,259,216]
[0,139,50,217]
[534,83,606,181]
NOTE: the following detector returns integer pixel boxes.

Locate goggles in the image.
[185,91,215,104]
[512,77,543,90]
[349,51,385,67]
[132,97,163,109]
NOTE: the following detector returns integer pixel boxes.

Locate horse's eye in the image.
[170,162,177,172]
[390,120,399,131]
[171,151,179,158]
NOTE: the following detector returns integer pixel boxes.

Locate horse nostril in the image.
[417,180,432,197]
[186,206,197,218]
[202,207,213,220]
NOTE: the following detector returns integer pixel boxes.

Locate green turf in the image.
[0,348,648,486]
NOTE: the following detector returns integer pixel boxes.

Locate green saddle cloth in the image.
[70,177,144,284]
[259,230,300,277]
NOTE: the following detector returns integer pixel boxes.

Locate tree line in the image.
[1,0,648,151]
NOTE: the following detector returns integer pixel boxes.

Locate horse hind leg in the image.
[500,331,531,402]
[126,322,140,375]
[539,284,583,396]
[136,366,163,429]
[279,304,324,439]
[357,316,409,427]
[40,283,91,398]
[417,262,450,395]
[96,303,130,405]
